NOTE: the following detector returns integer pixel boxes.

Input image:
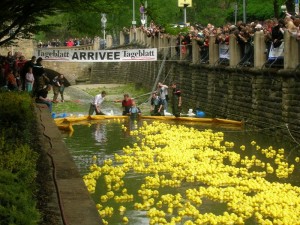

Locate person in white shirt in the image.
[157,82,169,113]
[89,91,107,115]
[25,67,34,93]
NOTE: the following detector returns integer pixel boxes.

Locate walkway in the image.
[35,103,103,225]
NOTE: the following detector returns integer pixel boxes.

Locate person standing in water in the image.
[89,91,106,115]
[114,93,133,115]
[171,81,182,117]
[129,100,141,119]
[157,82,169,113]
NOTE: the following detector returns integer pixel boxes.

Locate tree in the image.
[0,0,103,47]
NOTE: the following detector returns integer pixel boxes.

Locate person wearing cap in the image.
[171,82,182,117]
[150,92,163,116]
[89,91,106,115]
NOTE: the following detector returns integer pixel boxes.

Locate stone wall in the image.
[0,39,35,59]
[43,61,93,85]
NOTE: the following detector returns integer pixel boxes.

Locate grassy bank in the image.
[53,83,152,115]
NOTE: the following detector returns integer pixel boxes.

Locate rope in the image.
[285,123,300,146]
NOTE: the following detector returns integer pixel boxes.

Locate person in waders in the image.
[171,82,182,117]
[128,100,141,120]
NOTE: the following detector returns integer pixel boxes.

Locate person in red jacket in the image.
[114,94,133,115]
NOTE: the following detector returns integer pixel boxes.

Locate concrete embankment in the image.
[35,104,102,225]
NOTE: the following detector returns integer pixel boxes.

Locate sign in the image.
[268,42,284,60]
[219,44,230,59]
[178,0,192,7]
[34,48,157,62]
[101,14,107,28]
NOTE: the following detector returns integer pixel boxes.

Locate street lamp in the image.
[183,3,189,25]
[132,0,136,28]
[101,13,107,41]
[242,0,246,23]
[178,0,192,26]
[132,0,136,41]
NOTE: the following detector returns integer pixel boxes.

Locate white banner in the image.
[268,42,284,60]
[219,44,230,59]
[34,48,157,62]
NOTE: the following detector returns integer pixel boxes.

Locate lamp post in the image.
[132,0,136,41]
[145,0,148,28]
[242,0,246,23]
[101,13,107,49]
[183,4,189,26]
[101,13,107,40]
[234,2,238,25]
[132,0,136,27]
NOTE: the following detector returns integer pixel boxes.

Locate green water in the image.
[61,119,300,225]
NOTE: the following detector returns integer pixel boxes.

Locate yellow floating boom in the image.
[54,114,243,132]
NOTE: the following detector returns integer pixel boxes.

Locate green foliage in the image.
[0,134,38,186]
[0,92,40,224]
[52,100,89,114]
[164,24,189,36]
[0,170,40,225]
[0,92,35,143]
[0,0,291,45]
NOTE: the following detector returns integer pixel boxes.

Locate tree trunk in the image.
[285,0,295,15]
[274,0,280,18]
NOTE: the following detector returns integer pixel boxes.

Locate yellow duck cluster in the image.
[83,121,300,225]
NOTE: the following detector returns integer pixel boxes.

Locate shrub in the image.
[0,169,40,224]
[0,92,41,224]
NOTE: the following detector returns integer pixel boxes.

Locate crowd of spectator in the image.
[0,51,27,91]
[37,37,94,48]
[131,13,300,66]
[0,51,48,94]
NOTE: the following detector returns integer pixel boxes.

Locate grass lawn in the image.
[52,83,152,115]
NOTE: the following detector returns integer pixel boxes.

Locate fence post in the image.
[284,31,300,69]
[209,35,219,65]
[106,35,112,48]
[254,31,266,68]
[229,34,241,66]
[192,39,200,64]
[170,36,177,58]
[129,28,135,43]
[93,37,100,50]
[120,31,125,45]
